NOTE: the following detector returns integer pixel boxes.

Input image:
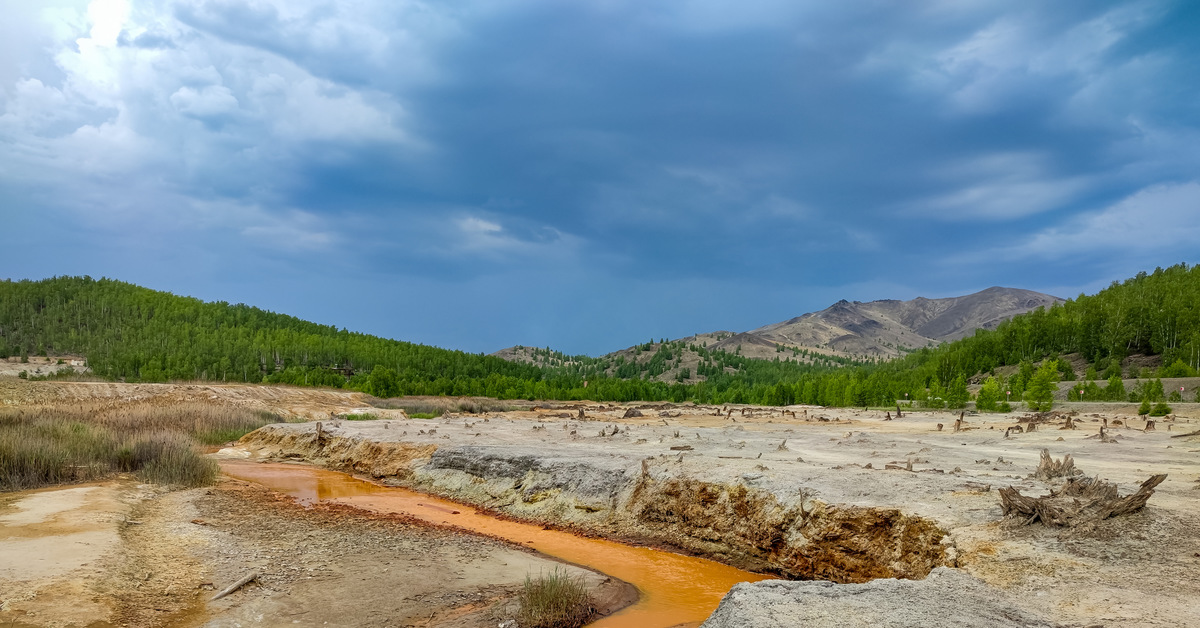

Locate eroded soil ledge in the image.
[237,422,951,584]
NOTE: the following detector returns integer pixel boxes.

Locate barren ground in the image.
[2,378,1199,627]
[0,475,623,628]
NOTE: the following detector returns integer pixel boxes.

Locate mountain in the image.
[494,287,1062,383]
[747,287,1063,359]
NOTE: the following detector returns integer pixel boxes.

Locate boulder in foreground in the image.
[701,567,1055,628]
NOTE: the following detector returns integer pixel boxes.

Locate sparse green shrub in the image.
[1149,401,1172,417]
[343,413,381,421]
[1102,375,1123,401]
[1025,362,1058,412]
[975,377,1001,412]
[1055,358,1076,381]
[1138,399,1152,416]
[945,375,969,409]
[516,568,593,628]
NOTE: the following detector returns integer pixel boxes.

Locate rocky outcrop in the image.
[700,567,1056,628]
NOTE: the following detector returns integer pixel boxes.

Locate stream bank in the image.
[238,420,951,584]
[233,403,1200,627]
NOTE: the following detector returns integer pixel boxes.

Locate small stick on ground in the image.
[211,572,259,601]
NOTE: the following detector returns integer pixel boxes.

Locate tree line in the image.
[3,264,1199,407]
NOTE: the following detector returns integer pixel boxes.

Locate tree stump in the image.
[1034,449,1080,480]
[999,474,1167,527]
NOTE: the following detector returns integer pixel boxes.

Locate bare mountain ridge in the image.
[750,287,1063,359]
[493,287,1062,381]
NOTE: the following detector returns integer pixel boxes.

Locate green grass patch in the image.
[516,568,594,628]
[408,411,442,419]
[342,413,381,421]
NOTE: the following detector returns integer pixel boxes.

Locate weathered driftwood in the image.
[1034,449,1081,481]
[999,474,1167,527]
[1170,428,1200,439]
[211,572,258,601]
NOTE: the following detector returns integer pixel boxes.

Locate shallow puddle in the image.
[220,460,772,628]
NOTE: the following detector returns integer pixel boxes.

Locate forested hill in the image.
[0,276,545,391]
[907,263,1200,380]
[0,276,830,400]
[2,265,1199,407]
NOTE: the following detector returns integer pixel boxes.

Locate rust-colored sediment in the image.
[221,461,773,628]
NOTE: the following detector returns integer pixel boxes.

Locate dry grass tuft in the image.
[516,568,594,628]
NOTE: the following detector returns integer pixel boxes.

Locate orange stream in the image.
[220,461,772,628]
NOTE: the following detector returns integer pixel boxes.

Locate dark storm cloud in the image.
[2,0,1199,354]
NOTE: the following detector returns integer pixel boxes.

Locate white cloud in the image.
[876,3,1165,119]
[170,84,238,119]
[240,209,335,251]
[87,0,129,45]
[0,0,421,232]
[997,181,1200,260]
[457,216,503,235]
[908,151,1090,220]
[447,214,580,263]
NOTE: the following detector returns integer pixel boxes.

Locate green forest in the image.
[2,264,1199,407]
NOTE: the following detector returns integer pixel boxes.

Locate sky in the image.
[2,0,1199,356]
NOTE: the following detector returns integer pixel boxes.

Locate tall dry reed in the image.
[0,401,279,491]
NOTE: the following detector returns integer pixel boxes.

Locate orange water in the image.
[220,461,773,628]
